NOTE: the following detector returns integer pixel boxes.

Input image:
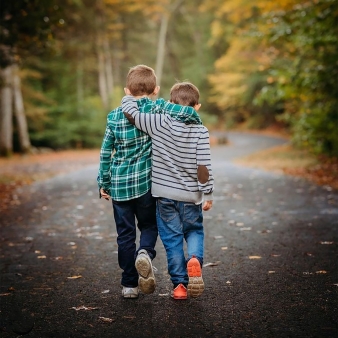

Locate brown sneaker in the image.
[187,257,204,298]
[171,283,188,300]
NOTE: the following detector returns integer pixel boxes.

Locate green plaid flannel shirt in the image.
[97,97,202,201]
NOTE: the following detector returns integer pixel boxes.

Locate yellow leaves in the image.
[208,38,258,109]
[249,256,262,259]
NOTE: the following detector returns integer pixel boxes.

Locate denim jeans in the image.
[112,190,157,287]
[156,197,204,287]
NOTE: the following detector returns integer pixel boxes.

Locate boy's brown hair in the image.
[170,82,199,107]
[126,65,157,96]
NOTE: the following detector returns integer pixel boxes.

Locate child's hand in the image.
[100,188,110,201]
[203,200,213,211]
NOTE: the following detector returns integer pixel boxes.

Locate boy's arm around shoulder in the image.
[121,95,157,135]
[121,95,202,125]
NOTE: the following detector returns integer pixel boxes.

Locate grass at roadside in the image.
[235,143,338,190]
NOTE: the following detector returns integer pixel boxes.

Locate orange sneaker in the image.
[187,257,204,298]
[171,283,187,300]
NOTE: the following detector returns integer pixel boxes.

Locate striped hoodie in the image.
[121,95,214,204]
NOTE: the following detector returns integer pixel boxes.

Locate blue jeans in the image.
[156,197,204,287]
[112,190,157,287]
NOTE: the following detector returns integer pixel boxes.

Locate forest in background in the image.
[0,0,337,157]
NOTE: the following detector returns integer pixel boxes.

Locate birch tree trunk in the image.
[97,37,109,110]
[103,35,114,106]
[12,64,31,153]
[0,66,13,156]
[155,0,183,87]
[76,54,84,115]
[155,14,169,87]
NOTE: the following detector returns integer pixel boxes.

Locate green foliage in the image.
[255,0,338,155]
[207,0,338,156]
[25,52,106,149]
[7,0,338,157]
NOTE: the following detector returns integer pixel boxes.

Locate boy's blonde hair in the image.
[126,65,157,96]
[170,82,199,107]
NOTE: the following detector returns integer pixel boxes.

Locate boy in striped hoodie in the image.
[122,82,214,300]
[98,66,201,299]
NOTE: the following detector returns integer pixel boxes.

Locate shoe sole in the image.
[187,258,204,298]
[171,294,187,300]
[122,288,139,299]
[135,255,156,294]
[123,293,138,299]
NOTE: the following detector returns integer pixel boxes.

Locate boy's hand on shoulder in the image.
[100,188,110,201]
[203,200,213,211]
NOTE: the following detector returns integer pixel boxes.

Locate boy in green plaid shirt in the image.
[97,65,201,298]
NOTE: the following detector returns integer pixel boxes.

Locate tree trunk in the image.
[103,35,114,106]
[12,64,31,153]
[76,54,84,115]
[0,66,13,157]
[97,37,109,110]
[155,14,169,87]
[155,0,183,87]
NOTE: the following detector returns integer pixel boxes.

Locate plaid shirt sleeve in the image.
[97,123,115,195]
[161,100,202,125]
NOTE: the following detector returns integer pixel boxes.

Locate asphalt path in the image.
[0,132,337,337]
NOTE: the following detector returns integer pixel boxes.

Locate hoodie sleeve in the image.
[196,127,214,200]
[122,95,202,125]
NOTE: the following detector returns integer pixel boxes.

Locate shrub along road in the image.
[0,132,337,337]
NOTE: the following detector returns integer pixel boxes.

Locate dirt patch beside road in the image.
[236,143,338,190]
[0,149,99,212]
[1,139,337,213]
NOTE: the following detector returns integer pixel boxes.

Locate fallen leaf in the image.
[221,246,228,250]
[71,306,99,311]
[257,229,272,234]
[99,316,115,323]
[8,287,15,291]
[52,256,63,261]
[67,275,82,279]
[268,271,276,274]
[249,256,261,259]
[203,261,221,267]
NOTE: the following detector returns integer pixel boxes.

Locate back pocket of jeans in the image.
[158,198,176,223]
[183,204,200,225]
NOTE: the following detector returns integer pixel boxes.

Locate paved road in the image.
[1,132,337,337]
